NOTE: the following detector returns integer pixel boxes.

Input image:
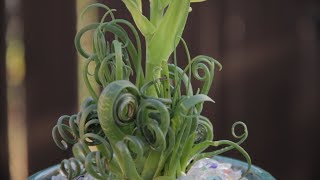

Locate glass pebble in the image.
[179,158,247,180]
[209,163,218,169]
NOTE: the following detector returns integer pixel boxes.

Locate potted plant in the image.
[29,0,275,179]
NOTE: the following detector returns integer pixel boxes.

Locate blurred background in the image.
[1,0,319,179]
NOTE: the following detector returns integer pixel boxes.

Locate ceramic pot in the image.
[28,156,275,180]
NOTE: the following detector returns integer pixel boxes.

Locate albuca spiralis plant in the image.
[52,0,251,179]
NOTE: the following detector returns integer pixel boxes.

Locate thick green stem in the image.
[161,61,170,98]
[145,61,160,97]
[145,39,162,97]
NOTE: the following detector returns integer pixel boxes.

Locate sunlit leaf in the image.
[148,0,190,65]
[122,0,156,36]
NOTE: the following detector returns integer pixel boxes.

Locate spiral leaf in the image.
[60,158,85,180]
[136,98,170,151]
[98,80,140,144]
[52,115,79,150]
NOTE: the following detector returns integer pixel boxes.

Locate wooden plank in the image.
[184,0,227,145]
[0,0,10,178]
[22,0,78,175]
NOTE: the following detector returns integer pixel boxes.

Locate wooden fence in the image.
[1,0,320,179]
[22,0,78,174]
[1,0,9,178]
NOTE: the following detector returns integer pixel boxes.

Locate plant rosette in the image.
[29,1,274,180]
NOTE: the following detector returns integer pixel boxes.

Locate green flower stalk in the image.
[52,1,251,179]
